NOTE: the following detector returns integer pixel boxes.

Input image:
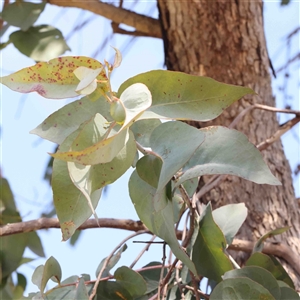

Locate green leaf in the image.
[96,281,133,300]
[212,203,248,245]
[175,126,281,187]
[129,170,198,276]
[52,83,150,165]
[279,287,300,299]
[96,244,127,278]
[223,266,281,300]
[30,94,111,145]
[52,130,102,241]
[149,121,205,194]
[191,203,233,281]
[118,70,254,121]
[75,277,89,300]
[1,1,46,31]
[246,252,294,288]
[210,278,275,300]
[69,230,82,246]
[136,155,162,188]
[281,0,291,5]
[1,56,108,99]
[0,178,28,281]
[9,25,70,61]
[130,119,161,147]
[114,266,147,298]
[253,227,290,252]
[39,256,62,292]
[26,231,45,257]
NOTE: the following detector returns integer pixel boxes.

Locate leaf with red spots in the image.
[118,70,255,121]
[30,93,112,145]
[1,56,108,99]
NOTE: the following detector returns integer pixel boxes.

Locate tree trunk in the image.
[158,0,300,286]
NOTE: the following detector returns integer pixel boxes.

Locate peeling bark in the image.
[158,0,300,286]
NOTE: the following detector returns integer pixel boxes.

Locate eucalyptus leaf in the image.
[246,252,294,288]
[129,170,197,276]
[1,56,108,99]
[10,25,70,61]
[210,278,275,300]
[212,203,248,245]
[175,126,281,188]
[192,203,233,281]
[1,1,46,31]
[118,70,254,121]
[223,266,281,300]
[253,227,290,253]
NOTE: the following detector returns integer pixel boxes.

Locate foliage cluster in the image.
[1,47,299,300]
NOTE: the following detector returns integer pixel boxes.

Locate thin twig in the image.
[159,258,179,298]
[257,116,300,151]
[129,235,157,269]
[89,230,149,300]
[190,271,201,300]
[158,243,167,300]
[183,285,210,300]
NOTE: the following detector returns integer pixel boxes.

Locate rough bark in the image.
[158,0,300,286]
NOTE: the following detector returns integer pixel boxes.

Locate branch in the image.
[1,217,299,276]
[47,0,162,38]
[257,116,300,151]
[0,217,147,236]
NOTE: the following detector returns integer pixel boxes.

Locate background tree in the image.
[1,0,299,297]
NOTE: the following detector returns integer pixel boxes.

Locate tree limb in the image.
[1,217,299,276]
[47,0,162,38]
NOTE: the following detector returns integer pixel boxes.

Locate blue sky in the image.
[1,1,299,295]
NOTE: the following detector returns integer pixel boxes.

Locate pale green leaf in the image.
[210,278,275,300]
[223,266,281,300]
[74,66,103,95]
[118,70,254,121]
[118,83,152,128]
[111,46,122,69]
[30,94,111,145]
[75,277,89,300]
[212,203,248,245]
[175,126,281,187]
[1,56,108,99]
[96,244,127,278]
[9,25,70,61]
[130,119,161,147]
[1,1,46,31]
[129,170,198,276]
[253,227,290,253]
[149,121,205,195]
[40,256,62,292]
[192,203,233,281]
